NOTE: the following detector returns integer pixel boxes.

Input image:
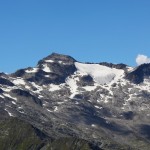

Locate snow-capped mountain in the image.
[0,53,150,150]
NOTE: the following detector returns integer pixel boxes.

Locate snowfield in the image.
[75,62,124,85]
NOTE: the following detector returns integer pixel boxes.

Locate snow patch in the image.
[136,79,150,92]
[1,88,12,92]
[66,76,79,99]
[75,62,124,85]
[54,106,58,112]
[94,105,103,109]
[12,101,16,105]
[82,84,98,91]
[3,93,17,101]
[57,102,64,105]
[25,68,38,73]
[43,101,49,107]
[58,61,68,65]
[17,107,25,114]
[42,64,52,72]
[75,101,79,104]
[49,84,61,91]
[127,67,134,72]
[45,60,54,63]
[91,124,96,127]
[38,95,44,99]
[0,95,4,99]
[58,61,63,64]
[31,82,43,93]
[45,75,50,78]
[47,109,53,112]
[25,85,31,90]
[13,78,26,85]
[5,108,14,117]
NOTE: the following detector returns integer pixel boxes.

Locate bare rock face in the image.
[126,63,150,84]
[0,53,150,150]
[77,75,94,86]
[12,53,77,85]
[99,62,127,69]
[0,77,14,86]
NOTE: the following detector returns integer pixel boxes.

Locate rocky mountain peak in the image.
[0,53,150,149]
[126,63,150,84]
[38,53,77,66]
[11,53,77,85]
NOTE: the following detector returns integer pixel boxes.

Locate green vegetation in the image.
[46,138,97,150]
[0,118,45,150]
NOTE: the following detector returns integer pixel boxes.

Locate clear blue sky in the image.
[0,0,150,73]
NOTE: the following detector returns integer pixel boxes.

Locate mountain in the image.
[0,53,150,150]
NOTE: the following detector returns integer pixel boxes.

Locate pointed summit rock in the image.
[38,53,77,66]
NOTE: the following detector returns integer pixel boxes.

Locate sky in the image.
[0,0,150,73]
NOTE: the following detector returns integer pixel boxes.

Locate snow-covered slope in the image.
[75,62,124,84]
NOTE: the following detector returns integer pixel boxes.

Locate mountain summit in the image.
[0,53,150,150]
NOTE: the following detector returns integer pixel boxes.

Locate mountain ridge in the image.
[0,53,150,150]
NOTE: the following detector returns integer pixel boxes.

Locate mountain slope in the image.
[0,118,47,150]
[0,53,150,149]
[0,118,101,150]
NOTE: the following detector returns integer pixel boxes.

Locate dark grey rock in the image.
[126,63,150,84]
[0,77,14,86]
[99,62,127,69]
